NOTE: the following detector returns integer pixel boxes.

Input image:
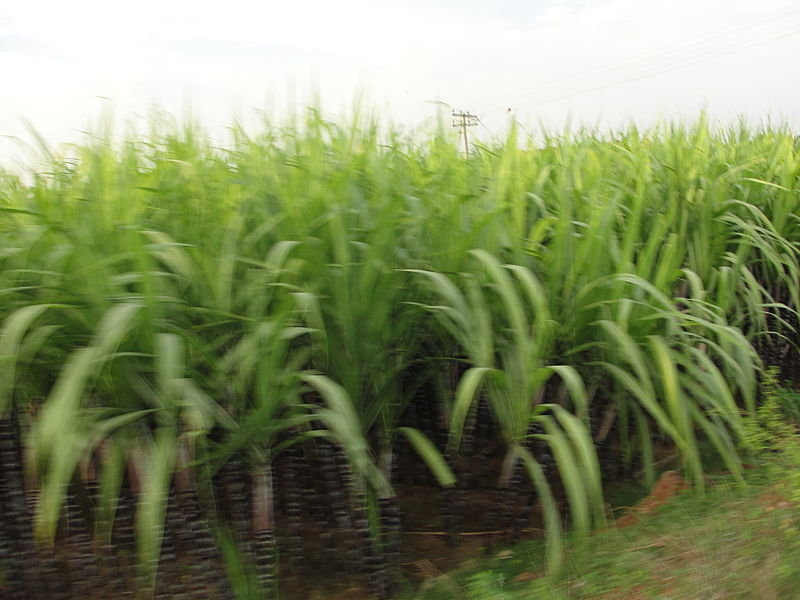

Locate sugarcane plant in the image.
[0,109,797,599]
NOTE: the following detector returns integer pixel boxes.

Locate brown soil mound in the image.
[615,470,689,528]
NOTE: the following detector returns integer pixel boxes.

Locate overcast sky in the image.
[1,0,799,164]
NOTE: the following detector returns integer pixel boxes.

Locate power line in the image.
[494,4,799,110]
[474,3,800,118]
[516,26,800,111]
[475,115,498,138]
[476,4,800,115]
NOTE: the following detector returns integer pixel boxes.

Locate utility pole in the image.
[451,110,478,154]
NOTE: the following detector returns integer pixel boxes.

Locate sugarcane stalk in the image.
[251,463,277,600]
[279,441,305,593]
[0,415,30,600]
[351,489,389,600]
[26,485,70,599]
[173,439,232,599]
[154,492,189,600]
[318,440,358,571]
[377,445,401,595]
[63,481,103,597]
[219,458,253,567]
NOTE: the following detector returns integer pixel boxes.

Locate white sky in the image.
[1,0,799,165]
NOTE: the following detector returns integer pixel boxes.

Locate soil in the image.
[281,481,546,599]
[614,471,689,528]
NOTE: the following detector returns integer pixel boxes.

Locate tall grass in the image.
[0,110,797,598]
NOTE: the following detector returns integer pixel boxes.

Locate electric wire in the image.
[513,26,800,111]
[481,3,799,111]
[472,3,800,118]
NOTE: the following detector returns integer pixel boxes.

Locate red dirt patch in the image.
[615,471,689,528]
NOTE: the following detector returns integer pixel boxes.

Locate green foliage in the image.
[0,109,798,595]
[407,448,800,600]
[741,369,800,504]
[742,369,791,453]
[464,571,513,600]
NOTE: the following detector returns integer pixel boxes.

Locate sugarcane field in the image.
[0,109,798,598]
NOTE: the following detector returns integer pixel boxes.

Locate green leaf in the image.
[0,304,50,414]
[398,427,456,487]
[136,425,177,589]
[550,405,606,529]
[519,446,564,578]
[548,365,589,424]
[537,415,591,541]
[449,367,493,452]
[303,374,392,498]
[35,430,87,542]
